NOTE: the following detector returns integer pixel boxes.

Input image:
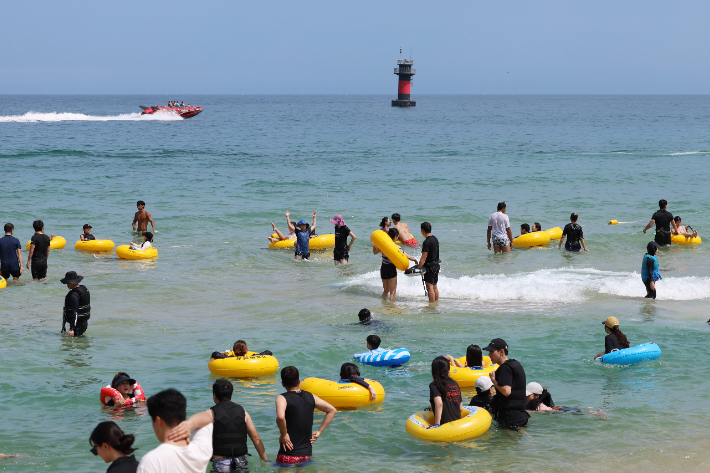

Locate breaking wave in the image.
[0,111,183,122]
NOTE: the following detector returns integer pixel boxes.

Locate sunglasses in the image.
[89,441,99,456]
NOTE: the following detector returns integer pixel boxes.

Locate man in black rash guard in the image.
[484,338,530,429]
[275,366,336,466]
[415,222,440,302]
[558,213,588,252]
[60,271,91,337]
[643,199,677,246]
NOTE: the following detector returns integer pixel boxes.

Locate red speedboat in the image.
[139,105,203,118]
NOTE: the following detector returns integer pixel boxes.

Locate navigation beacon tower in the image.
[392,48,416,107]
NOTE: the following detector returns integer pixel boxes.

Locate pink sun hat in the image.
[330,215,346,226]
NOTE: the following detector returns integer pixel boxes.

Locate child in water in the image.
[339,362,377,401]
[129,231,153,250]
[641,241,661,299]
[469,376,494,413]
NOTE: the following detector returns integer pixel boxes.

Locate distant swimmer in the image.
[672,216,698,238]
[487,202,513,253]
[392,213,417,246]
[129,232,153,250]
[80,224,95,241]
[595,317,630,360]
[373,227,418,302]
[643,199,677,246]
[331,214,356,265]
[558,213,588,252]
[275,366,337,466]
[27,219,54,281]
[641,242,661,299]
[357,308,382,326]
[89,421,139,473]
[525,382,605,416]
[287,210,317,260]
[61,271,91,337]
[0,223,23,282]
[415,222,440,303]
[132,200,156,233]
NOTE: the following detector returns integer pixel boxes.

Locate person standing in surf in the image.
[643,199,677,246]
[487,202,513,253]
[641,241,662,299]
[558,213,588,252]
[132,200,156,234]
[373,227,418,302]
[331,214,356,265]
[286,211,316,260]
[414,222,440,303]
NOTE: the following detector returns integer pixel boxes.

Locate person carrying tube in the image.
[61,271,91,337]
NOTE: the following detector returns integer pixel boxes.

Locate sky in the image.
[1,0,709,94]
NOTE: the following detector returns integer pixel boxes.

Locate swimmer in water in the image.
[103,372,146,407]
[468,376,494,413]
[129,232,153,250]
[520,223,530,235]
[339,362,377,400]
[595,317,630,360]
[132,200,155,233]
[80,224,96,241]
[525,382,606,417]
[446,344,488,369]
[672,216,698,239]
[392,213,417,246]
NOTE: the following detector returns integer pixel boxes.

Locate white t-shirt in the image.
[137,424,213,473]
[138,241,153,250]
[488,211,511,239]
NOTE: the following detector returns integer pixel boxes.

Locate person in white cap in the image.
[525,382,553,411]
[468,376,494,413]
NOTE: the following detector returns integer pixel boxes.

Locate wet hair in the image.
[421,222,432,233]
[379,217,389,229]
[4,223,13,233]
[391,213,401,222]
[90,421,136,455]
[431,356,453,397]
[340,362,361,380]
[570,213,579,222]
[521,223,530,233]
[533,222,542,231]
[659,199,667,209]
[143,232,154,242]
[674,216,681,223]
[366,334,381,349]
[358,308,371,322]
[213,378,233,401]
[281,366,300,388]
[146,388,186,427]
[465,344,483,368]
[33,220,44,232]
[387,228,399,240]
[232,340,248,357]
[610,326,630,348]
[111,372,131,388]
[497,202,506,211]
[137,200,146,207]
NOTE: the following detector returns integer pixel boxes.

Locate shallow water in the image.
[1,95,710,472]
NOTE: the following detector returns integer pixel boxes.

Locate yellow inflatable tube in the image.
[671,234,702,245]
[115,245,158,260]
[75,240,115,252]
[208,351,279,377]
[406,406,492,441]
[0,275,6,289]
[546,227,562,240]
[300,377,385,409]
[371,230,409,271]
[513,231,550,248]
[449,356,498,387]
[268,234,335,250]
[26,236,66,251]
[608,220,619,225]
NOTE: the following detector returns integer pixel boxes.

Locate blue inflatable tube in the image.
[354,348,411,367]
[598,342,661,365]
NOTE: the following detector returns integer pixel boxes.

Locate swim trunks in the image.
[212,456,249,472]
[402,238,418,246]
[380,263,397,280]
[294,249,310,259]
[491,235,510,247]
[424,270,439,285]
[333,246,349,261]
[275,454,311,465]
[31,259,48,279]
[655,230,672,246]
[564,242,581,252]
[0,264,21,279]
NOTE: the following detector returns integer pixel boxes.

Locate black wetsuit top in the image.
[491,359,530,427]
[277,390,315,457]
[211,400,248,457]
[604,333,624,354]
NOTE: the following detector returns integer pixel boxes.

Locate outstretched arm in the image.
[286,211,295,233]
[311,211,317,233]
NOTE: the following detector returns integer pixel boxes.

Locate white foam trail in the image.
[0,111,183,122]
[344,268,710,302]
[669,151,708,156]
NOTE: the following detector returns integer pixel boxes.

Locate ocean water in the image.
[1,95,710,472]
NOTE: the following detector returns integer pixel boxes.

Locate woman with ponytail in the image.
[595,317,631,359]
[428,356,462,428]
[89,421,139,473]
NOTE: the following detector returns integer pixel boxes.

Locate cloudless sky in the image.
[2,1,708,94]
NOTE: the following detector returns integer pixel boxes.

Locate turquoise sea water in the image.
[1,95,710,472]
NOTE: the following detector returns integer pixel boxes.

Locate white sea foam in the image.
[344,267,710,302]
[0,111,183,122]
[668,151,708,156]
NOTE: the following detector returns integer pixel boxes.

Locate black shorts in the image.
[295,250,310,259]
[565,241,581,252]
[424,270,439,285]
[334,246,349,261]
[655,231,672,246]
[0,264,21,279]
[380,263,397,280]
[31,259,48,279]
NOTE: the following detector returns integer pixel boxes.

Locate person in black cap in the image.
[61,271,91,337]
[80,224,96,241]
[483,338,530,429]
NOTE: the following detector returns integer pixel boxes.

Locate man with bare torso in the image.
[132,200,156,233]
[391,213,418,246]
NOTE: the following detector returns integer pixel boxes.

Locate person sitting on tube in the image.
[469,376,495,412]
[339,363,377,401]
[520,223,530,236]
[595,317,630,360]
[129,232,153,250]
[427,356,462,428]
[445,344,489,369]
